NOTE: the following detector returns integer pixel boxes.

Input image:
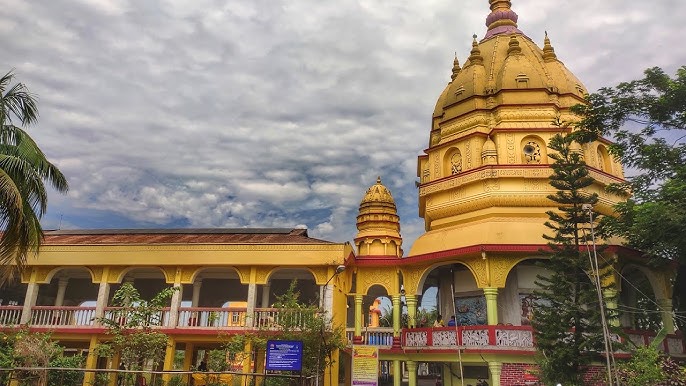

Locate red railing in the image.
[399,326,686,356]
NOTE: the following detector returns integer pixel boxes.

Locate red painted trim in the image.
[351,244,649,267]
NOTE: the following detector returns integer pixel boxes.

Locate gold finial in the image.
[468,35,484,65]
[376,176,381,184]
[451,53,461,81]
[542,31,557,62]
[489,0,512,11]
[507,35,521,55]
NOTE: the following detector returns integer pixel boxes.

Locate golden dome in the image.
[432,1,587,128]
[360,176,396,206]
[355,177,402,258]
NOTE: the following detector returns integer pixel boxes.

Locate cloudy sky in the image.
[1,0,684,251]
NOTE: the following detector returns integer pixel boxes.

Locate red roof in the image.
[41,228,335,245]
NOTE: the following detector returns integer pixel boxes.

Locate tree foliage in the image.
[573,66,686,328]
[532,129,615,386]
[96,283,178,385]
[0,327,84,386]
[218,280,346,382]
[0,70,69,285]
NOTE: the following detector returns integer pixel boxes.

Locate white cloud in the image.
[1,0,684,248]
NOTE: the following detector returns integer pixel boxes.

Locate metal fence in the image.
[0,367,316,386]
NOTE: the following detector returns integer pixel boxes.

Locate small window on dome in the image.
[516,73,529,89]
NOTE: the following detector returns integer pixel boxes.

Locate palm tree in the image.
[0,70,68,284]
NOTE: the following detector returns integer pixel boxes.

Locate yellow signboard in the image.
[352,345,379,386]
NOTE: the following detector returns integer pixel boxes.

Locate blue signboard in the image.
[265,340,303,371]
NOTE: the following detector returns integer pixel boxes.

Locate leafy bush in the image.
[48,354,85,386]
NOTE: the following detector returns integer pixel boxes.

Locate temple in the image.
[0,1,682,385]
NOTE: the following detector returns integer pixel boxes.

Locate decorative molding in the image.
[41,244,345,253]
[400,266,430,296]
[358,267,395,294]
[254,266,275,285]
[495,329,534,347]
[462,329,489,346]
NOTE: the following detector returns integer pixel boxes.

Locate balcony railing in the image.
[3,304,682,357]
[178,307,246,328]
[0,306,22,325]
[345,327,395,346]
[30,306,96,327]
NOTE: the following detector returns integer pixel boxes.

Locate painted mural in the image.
[454,295,487,325]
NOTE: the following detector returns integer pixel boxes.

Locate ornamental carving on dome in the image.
[360,177,395,205]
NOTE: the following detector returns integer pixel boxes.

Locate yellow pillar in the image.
[183,343,194,370]
[255,348,266,386]
[354,294,363,340]
[324,349,339,386]
[406,296,417,328]
[406,361,417,386]
[393,360,401,386]
[242,340,253,386]
[162,337,176,382]
[107,352,121,386]
[488,361,502,386]
[483,287,498,325]
[83,335,99,386]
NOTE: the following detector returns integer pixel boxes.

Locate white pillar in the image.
[192,279,202,307]
[20,282,39,324]
[169,283,183,328]
[55,278,69,306]
[323,283,334,320]
[261,284,270,308]
[246,282,256,327]
[94,281,110,326]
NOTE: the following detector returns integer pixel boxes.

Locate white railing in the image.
[0,306,22,325]
[30,306,96,327]
[102,307,171,327]
[178,307,246,328]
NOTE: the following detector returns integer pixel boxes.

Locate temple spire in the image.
[484,0,524,39]
[468,35,484,66]
[451,54,461,81]
[542,31,558,62]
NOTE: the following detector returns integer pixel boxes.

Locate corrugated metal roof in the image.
[42,228,335,245]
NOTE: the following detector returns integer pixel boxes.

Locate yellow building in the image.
[0,1,682,386]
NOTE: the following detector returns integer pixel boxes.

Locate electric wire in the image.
[449,275,465,386]
[580,211,618,386]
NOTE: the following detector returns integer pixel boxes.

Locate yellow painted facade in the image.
[1,2,680,386]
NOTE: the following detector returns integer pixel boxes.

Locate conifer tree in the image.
[532,130,615,386]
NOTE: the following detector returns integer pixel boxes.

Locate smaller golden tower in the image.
[355,177,403,258]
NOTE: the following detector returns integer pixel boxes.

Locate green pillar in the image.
[657,298,675,334]
[393,360,401,386]
[392,295,401,335]
[604,288,620,327]
[483,287,499,325]
[488,362,502,386]
[406,361,417,386]
[354,294,363,337]
[406,295,417,328]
